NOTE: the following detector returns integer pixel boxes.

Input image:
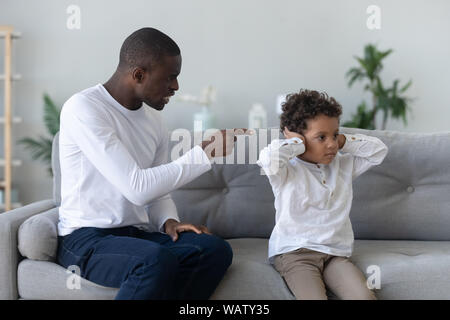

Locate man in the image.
[56,27,241,300]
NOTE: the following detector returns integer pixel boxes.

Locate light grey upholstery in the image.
[17,259,118,300]
[15,238,450,300]
[0,199,56,299]
[170,127,450,241]
[2,127,450,300]
[18,208,59,261]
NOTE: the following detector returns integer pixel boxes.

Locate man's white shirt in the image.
[58,84,211,236]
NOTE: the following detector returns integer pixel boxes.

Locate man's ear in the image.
[132,67,146,83]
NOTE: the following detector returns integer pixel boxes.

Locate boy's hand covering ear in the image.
[283,127,306,144]
[338,134,346,149]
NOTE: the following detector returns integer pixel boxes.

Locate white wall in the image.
[1,0,449,205]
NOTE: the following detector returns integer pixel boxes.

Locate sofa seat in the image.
[17,238,450,300]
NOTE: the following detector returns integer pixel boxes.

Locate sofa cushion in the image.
[17,238,450,300]
[170,127,450,241]
[342,128,450,241]
[351,240,450,299]
[211,238,295,299]
[216,239,450,300]
[17,259,118,300]
[18,208,59,261]
[17,238,294,300]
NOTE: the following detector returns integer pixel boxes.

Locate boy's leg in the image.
[323,256,377,300]
[57,226,179,300]
[135,230,233,300]
[273,248,328,300]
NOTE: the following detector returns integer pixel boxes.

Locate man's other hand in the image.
[201,128,254,159]
[163,219,212,242]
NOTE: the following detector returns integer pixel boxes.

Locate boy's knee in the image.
[353,288,378,300]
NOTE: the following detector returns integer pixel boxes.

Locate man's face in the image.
[136,54,181,111]
[298,114,340,165]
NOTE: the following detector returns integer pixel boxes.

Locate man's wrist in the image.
[200,140,214,159]
[163,218,179,232]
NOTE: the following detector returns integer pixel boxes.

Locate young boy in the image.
[257,89,388,300]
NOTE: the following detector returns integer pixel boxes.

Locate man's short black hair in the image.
[118,27,180,70]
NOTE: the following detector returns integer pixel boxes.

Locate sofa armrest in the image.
[0,199,56,299]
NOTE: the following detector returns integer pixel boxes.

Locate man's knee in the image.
[139,246,179,276]
[116,246,179,299]
[201,234,233,268]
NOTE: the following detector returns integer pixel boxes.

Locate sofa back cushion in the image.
[343,127,450,240]
[50,127,450,242]
[169,127,450,241]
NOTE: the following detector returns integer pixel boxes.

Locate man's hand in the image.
[338,134,346,149]
[201,128,254,159]
[163,218,212,242]
[283,127,306,144]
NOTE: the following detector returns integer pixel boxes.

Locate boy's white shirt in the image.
[58,84,212,236]
[257,133,388,263]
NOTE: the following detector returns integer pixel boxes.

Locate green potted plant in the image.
[19,93,61,176]
[344,44,413,130]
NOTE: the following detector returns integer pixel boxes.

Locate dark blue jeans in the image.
[56,226,233,300]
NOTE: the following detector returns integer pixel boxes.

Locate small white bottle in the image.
[248,103,267,129]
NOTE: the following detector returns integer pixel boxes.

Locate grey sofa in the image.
[1,127,450,300]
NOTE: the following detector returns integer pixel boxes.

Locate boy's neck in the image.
[297,155,318,165]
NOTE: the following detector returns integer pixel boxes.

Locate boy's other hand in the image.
[338,134,346,149]
[283,127,305,144]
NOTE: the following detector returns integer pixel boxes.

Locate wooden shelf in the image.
[0,25,21,212]
[0,202,23,211]
[0,202,22,210]
[0,117,22,124]
[0,159,22,166]
[0,74,22,81]
[0,31,21,38]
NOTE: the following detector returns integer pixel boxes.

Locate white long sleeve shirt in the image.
[57,84,212,236]
[257,133,388,262]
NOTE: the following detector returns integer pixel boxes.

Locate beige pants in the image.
[273,248,377,300]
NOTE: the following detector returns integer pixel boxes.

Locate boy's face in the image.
[298,114,340,165]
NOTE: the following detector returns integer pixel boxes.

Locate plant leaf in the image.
[343,101,375,130]
[346,67,365,87]
[378,49,393,61]
[400,79,412,93]
[43,93,61,136]
[18,136,52,163]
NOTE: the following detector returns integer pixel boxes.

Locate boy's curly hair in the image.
[280,89,342,134]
